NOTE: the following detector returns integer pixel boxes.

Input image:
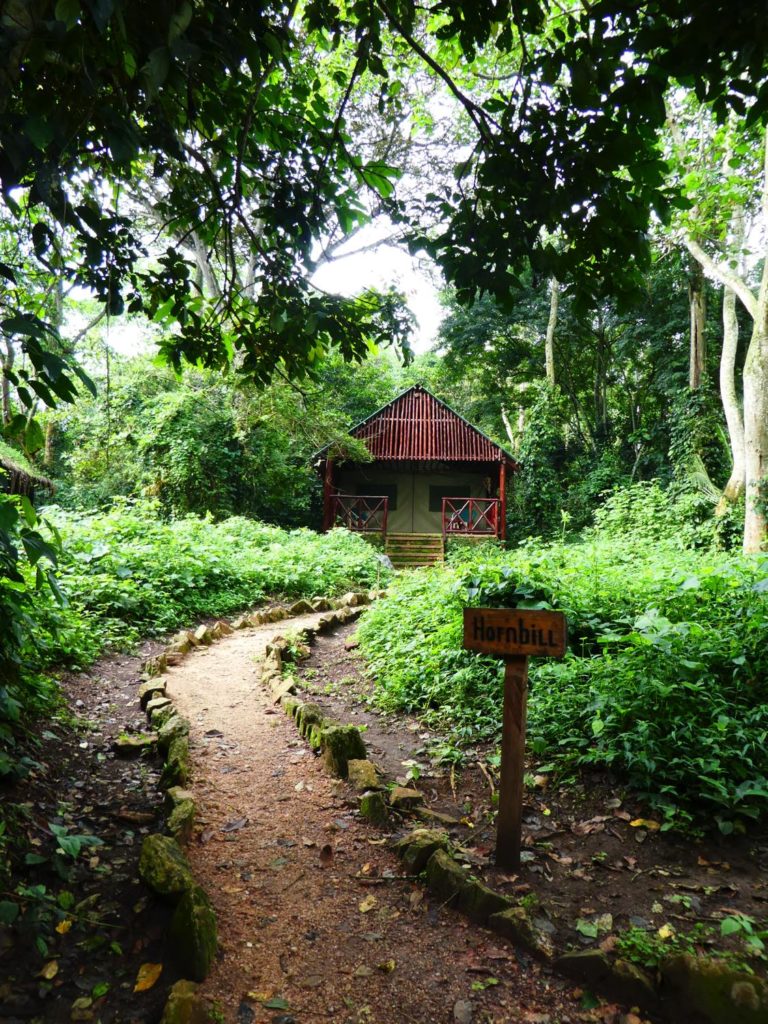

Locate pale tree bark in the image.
[716,283,746,513]
[742,250,768,552]
[545,277,558,385]
[688,262,706,389]
[680,129,768,551]
[500,404,517,450]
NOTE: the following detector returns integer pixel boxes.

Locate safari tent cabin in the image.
[315,386,518,552]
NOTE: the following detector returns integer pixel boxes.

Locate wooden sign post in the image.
[463,608,567,871]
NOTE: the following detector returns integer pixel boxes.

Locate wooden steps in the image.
[385,533,444,568]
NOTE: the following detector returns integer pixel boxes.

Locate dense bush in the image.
[22,502,387,672]
[358,510,768,828]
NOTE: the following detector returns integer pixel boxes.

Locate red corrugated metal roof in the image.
[342,385,517,465]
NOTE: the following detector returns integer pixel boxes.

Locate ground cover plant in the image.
[357,486,768,830]
[33,501,388,666]
[1,501,386,778]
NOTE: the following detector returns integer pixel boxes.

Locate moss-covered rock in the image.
[159,980,209,1024]
[556,950,658,1009]
[289,599,315,615]
[139,680,166,709]
[138,835,194,901]
[389,786,423,809]
[297,702,325,738]
[112,733,156,758]
[165,786,195,812]
[359,791,389,826]
[146,696,173,718]
[281,696,300,719]
[307,722,325,751]
[394,829,451,874]
[169,886,218,982]
[168,798,196,844]
[660,954,767,1024]
[157,714,190,753]
[458,878,511,925]
[347,759,379,792]
[425,849,467,905]
[489,907,555,958]
[323,725,367,777]
[151,703,177,729]
[311,597,333,612]
[161,735,190,788]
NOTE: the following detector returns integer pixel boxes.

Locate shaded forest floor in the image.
[1,610,766,1023]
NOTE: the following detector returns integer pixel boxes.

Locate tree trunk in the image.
[500,405,517,450]
[742,318,768,552]
[545,277,558,385]
[716,284,745,513]
[688,263,706,389]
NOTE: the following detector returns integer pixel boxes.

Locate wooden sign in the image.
[463,608,567,658]
[462,607,567,872]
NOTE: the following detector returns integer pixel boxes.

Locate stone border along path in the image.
[134,595,596,1024]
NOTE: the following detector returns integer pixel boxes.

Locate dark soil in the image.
[0,643,184,1024]
[294,624,768,975]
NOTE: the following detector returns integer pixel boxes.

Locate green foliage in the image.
[358,512,768,828]
[27,502,386,665]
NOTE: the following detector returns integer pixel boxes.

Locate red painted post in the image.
[499,460,507,540]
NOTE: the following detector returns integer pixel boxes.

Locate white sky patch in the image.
[311,230,444,355]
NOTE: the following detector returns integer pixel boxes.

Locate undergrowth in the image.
[357,486,768,829]
[2,499,387,778]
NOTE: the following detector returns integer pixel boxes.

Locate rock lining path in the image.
[164,613,601,1024]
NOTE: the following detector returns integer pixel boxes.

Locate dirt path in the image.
[164,615,601,1024]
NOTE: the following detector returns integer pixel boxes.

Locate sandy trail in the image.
[164,614,586,1024]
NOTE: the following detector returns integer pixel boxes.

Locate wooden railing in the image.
[332,494,389,537]
[442,497,500,537]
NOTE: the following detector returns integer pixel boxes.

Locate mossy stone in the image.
[168,798,196,844]
[139,680,166,709]
[359,791,389,826]
[323,725,367,777]
[161,735,190,788]
[160,980,208,1024]
[157,714,190,753]
[281,696,300,719]
[347,759,379,792]
[394,829,451,874]
[151,703,177,729]
[660,954,768,1024]
[489,906,554,958]
[112,733,156,758]
[138,834,194,901]
[169,886,218,982]
[425,849,467,905]
[389,785,423,809]
[307,723,325,751]
[458,878,511,924]
[165,786,195,812]
[311,597,332,611]
[297,702,325,737]
[289,599,315,615]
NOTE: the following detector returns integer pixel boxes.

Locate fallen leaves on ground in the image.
[133,962,163,993]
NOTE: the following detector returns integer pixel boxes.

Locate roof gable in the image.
[341,385,517,465]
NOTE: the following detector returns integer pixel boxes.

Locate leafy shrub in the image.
[25,501,388,669]
[358,534,768,827]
